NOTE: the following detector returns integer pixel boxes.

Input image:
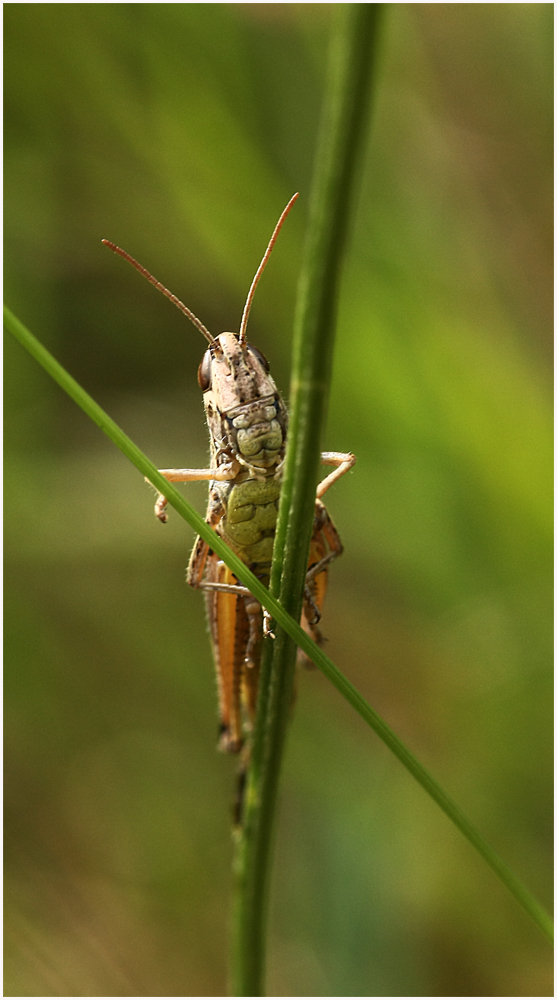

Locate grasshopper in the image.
[103,194,355,753]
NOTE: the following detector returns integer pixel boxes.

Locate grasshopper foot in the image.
[155,494,168,522]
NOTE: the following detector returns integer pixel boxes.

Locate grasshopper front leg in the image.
[317,451,356,498]
[147,461,239,521]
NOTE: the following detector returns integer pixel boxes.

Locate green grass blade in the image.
[230,6,386,995]
[5,296,552,955]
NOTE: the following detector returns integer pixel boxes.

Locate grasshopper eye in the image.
[198,350,212,391]
[248,344,269,372]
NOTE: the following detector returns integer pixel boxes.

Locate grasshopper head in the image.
[195,192,298,417]
[102,195,297,430]
[197,332,278,412]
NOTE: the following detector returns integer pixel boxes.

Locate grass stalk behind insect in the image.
[230,6,384,995]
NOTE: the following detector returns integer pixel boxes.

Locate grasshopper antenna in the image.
[101,240,219,349]
[238,192,299,346]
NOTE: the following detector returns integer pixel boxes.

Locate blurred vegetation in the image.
[4,4,552,997]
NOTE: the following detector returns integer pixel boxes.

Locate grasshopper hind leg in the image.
[298,591,325,669]
[297,498,343,667]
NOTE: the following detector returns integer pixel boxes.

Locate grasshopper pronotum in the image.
[103,195,355,753]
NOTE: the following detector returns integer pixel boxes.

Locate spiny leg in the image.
[196,582,265,658]
[299,498,345,660]
[186,493,226,588]
[242,595,262,670]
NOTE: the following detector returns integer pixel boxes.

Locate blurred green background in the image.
[4,4,552,997]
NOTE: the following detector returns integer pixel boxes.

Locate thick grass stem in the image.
[230,6,385,996]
